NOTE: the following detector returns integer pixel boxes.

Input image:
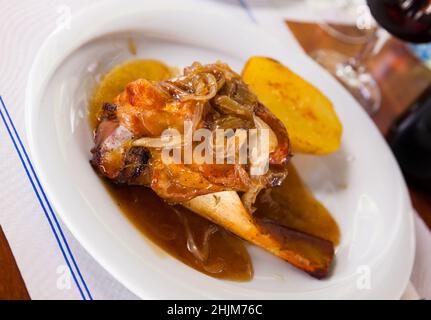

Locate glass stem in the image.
[348,30,379,70]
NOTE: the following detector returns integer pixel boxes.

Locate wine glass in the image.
[307,0,383,115]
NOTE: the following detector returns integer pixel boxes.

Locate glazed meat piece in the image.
[115,78,199,137]
[90,61,335,278]
[91,62,291,209]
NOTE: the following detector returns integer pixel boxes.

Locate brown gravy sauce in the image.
[89,59,340,281]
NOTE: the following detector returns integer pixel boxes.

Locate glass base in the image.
[311,49,381,115]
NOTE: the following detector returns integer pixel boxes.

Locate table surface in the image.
[1,20,430,300]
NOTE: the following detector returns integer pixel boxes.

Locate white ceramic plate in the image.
[25,0,415,299]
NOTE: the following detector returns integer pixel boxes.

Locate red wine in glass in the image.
[367,1,431,190]
[367,0,431,43]
[388,87,431,191]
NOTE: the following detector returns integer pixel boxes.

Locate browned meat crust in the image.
[91,62,291,206]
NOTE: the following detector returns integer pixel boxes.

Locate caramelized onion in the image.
[160,73,218,102]
[253,115,278,153]
[214,116,253,130]
[175,208,218,263]
[184,73,218,101]
[213,95,254,120]
[190,101,204,130]
[133,134,182,149]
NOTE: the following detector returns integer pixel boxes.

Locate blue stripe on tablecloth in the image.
[0,96,93,300]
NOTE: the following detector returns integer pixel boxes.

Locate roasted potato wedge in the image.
[242,57,342,155]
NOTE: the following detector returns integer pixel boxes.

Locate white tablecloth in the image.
[0,0,429,300]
